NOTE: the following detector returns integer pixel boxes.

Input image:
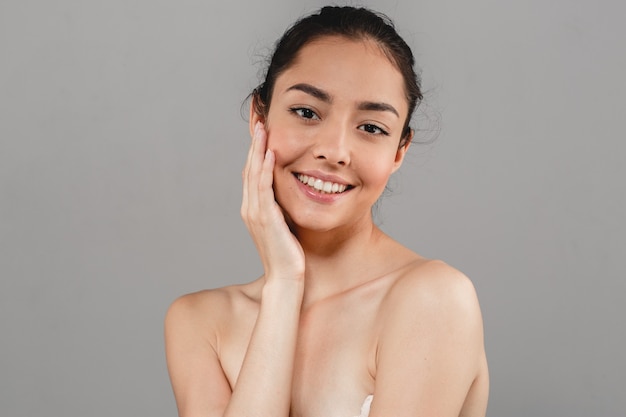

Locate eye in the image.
[358,123,389,136]
[290,107,320,120]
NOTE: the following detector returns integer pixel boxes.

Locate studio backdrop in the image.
[1,1,624,416]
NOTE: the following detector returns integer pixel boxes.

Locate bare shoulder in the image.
[165,282,263,414]
[382,259,481,321]
[377,258,485,358]
[166,280,262,317]
[372,260,488,416]
[165,280,263,345]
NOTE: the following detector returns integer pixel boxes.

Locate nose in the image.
[312,121,351,166]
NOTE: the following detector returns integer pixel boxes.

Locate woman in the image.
[165,6,488,417]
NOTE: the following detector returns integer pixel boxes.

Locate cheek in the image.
[356,151,398,189]
[266,125,310,164]
[366,164,392,187]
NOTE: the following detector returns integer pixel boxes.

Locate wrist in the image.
[264,269,305,284]
[262,277,305,302]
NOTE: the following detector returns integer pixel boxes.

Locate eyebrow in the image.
[286,83,332,103]
[285,83,400,118]
[357,101,399,118]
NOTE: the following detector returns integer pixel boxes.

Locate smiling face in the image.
[251,36,411,233]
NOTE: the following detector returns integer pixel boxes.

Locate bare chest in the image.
[289,302,378,417]
[220,290,383,417]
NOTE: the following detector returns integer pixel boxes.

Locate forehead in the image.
[274,36,407,112]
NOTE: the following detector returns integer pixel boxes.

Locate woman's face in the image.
[252,36,410,233]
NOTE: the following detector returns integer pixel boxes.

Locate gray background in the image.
[1,0,624,416]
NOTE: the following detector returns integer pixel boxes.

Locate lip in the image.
[292,171,353,203]
[294,170,352,186]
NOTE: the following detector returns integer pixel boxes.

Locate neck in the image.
[292,215,386,307]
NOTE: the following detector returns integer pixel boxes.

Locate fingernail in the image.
[254,122,261,137]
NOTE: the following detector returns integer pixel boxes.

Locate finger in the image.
[249,122,266,178]
[243,122,261,183]
[242,122,264,211]
[258,148,276,209]
[246,123,267,209]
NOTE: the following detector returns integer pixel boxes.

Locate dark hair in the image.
[252,6,422,146]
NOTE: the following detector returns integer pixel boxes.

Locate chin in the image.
[283,203,371,237]
[285,211,334,234]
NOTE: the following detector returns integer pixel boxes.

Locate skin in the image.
[165,36,489,417]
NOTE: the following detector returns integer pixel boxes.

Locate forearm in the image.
[223,278,304,417]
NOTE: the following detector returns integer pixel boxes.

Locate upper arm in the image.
[371,261,485,417]
[165,292,232,417]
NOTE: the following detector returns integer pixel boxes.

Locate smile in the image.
[296,174,350,194]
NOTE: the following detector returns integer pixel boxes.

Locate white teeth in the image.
[297,174,349,194]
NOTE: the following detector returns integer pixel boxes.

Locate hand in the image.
[241,122,305,281]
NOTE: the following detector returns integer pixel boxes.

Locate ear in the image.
[391,130,413,173]
[249,96,266,138]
